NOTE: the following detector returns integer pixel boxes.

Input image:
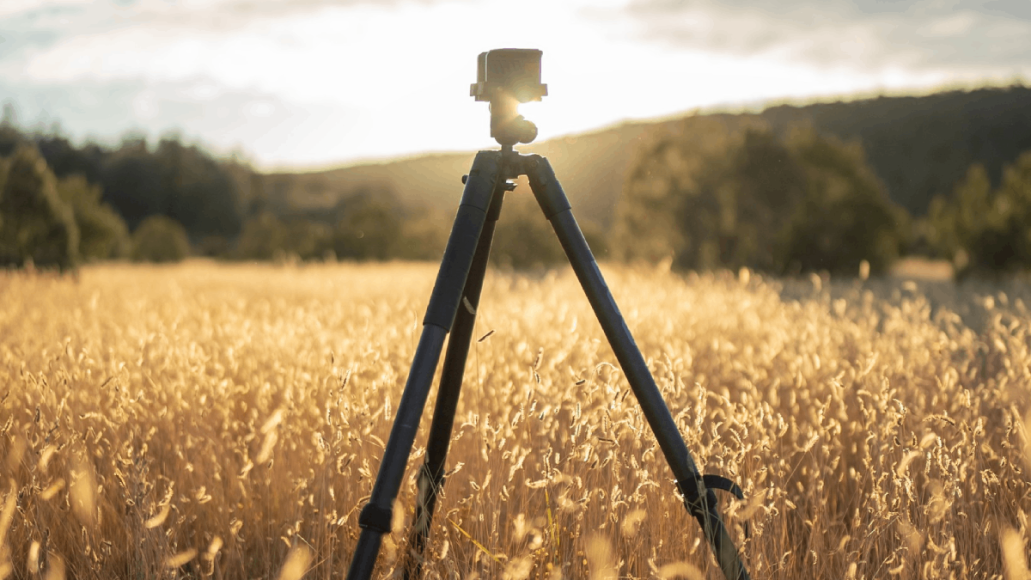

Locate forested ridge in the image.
[1,83,1029,274]
[279,84,1031,226]
[760,84,1031,216]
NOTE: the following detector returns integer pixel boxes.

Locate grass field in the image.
[0,261,1029,579]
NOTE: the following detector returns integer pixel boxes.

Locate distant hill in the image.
[759,85,1031,216]
[259,122,655,228]
[262,84,1031,227]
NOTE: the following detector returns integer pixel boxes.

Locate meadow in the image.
[0,261,1028,580]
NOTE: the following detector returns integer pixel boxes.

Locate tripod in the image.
[344,144,751,580]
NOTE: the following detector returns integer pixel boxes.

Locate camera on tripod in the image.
[470,48,547,146]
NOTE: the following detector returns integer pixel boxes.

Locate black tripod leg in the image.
[346,151,503,580]
[524,156,750,580]
[402,181,505,579]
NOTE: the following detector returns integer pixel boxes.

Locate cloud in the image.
[0,0,600,166]
[0,74,320,162]
[3,0,1026,168]
[0,0,472,37]
[612,0,1031,75]
[0,29,63,59]
[0,0,488,100]
[0,0,92,19]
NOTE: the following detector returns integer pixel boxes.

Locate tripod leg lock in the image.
[702,475,744,501]
[677,475,749,538]
[677,476,716,519]
[358,503,394,534]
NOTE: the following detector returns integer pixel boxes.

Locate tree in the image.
[930,152,1031,276]
[56,174,129,261]
[100,133,244,241]
[36,133,105,184]
[100,137,166,229]
[155,135,243,239]
[780,130,906,275]
[131,215,190,263]
[0,145,79,269]
[614,124,906,275]
[612,116,750,266]
[0,104,24,159]
[994,151,1031,267]
[672,128,809,272]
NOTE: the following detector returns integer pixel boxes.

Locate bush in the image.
[0,145,79,269]
[132,216,191,263]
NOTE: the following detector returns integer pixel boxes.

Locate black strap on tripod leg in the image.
[346,151,503,580]
[524,155,750,580]
[402,178,506,580]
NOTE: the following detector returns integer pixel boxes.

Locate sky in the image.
[0,0,1028,170]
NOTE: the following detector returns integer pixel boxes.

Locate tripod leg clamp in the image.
[358,503,394,534]
[677,475,749,539]
[702,475,744,500]
[677,477,716,518]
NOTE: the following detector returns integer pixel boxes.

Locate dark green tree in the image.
[670,128,808,272]
[0,104,25,159]
[930,152,1031,276]
[614,124,905,275]
[781,130,906,275]
[994,151,1031,267]
[0,145,79,269]
[155,135,243,239]
[56,174,129,261]
[100,136,166,229]
[131,215,191,263]
[928,164,993,273]
[613,116,750,266]
[36,133,105,184]
[100,133,244,240]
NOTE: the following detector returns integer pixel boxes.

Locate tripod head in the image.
[470,48,547,147]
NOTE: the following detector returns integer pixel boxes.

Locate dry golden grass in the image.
[0,261,1029,579]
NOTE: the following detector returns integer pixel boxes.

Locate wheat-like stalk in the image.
[0,262,1027,579]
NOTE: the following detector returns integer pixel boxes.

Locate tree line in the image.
[611,113,1031,278]
[0,109,588,270]
[2,99,1031,278]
